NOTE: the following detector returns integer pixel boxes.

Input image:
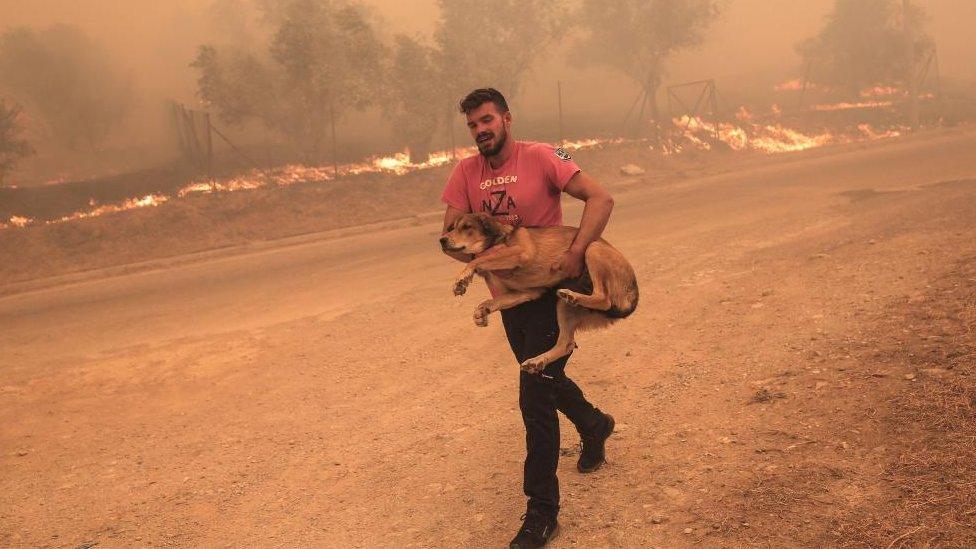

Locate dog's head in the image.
[439,212,513,255]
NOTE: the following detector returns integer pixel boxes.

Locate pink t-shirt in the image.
[441,141,581,227]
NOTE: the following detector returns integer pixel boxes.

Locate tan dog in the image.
[440,212,639,373]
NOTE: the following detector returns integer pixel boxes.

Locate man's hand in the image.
[553,247,586,278]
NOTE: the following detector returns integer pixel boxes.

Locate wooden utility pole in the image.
[621,89,645,136]
[329,98,338,178]
[181,106,204,168]
[635,89,647,136]
[932,49,945,117]
[557,80,564,145]
[799,59,812,110]
[171,102,189,160]
[903,0,919,129]
[204,112,214,177]
[449,113,456,160]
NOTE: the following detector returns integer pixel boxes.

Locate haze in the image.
[0,0,974,184]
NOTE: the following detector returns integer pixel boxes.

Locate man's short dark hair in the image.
[459,88,509,115]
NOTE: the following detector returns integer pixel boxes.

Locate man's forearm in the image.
[570,194,614,254]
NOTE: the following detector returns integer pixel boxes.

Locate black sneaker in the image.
[577,412,615,473]
[509,509,559,548]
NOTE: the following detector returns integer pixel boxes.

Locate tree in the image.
[377,0,564,162]
[192,0,386,160]
[575,0,722,127]
[0,25,133,151]
[0,99,33,186]
[381,35,448,163]
[191,45,278,128]
[434,0,567,102]
[798,0,932,94]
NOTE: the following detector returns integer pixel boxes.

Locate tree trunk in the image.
[407,138,432,165]
[407,122,436,164]
[647,83,661,124]
[635,91,647,137]
[637,82,661,137]
[641,62,663,136]
[330,99,338,177]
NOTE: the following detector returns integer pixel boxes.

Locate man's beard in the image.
[476,126,508,157]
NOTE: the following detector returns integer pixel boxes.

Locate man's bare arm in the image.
[441,205,473,263]
[558,171,614,276]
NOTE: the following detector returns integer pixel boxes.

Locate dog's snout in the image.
[439,236,450,249]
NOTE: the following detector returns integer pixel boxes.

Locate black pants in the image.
[501,289,605,518]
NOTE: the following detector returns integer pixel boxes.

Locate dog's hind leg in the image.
[474,288,545,327]
[521,299,580,374]
[557,254,612,311]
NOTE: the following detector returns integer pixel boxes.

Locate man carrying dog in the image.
[440,88,616,548]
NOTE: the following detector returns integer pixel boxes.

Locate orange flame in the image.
[774,79,833,92]
[774,79,804,91]
[0,215,34,229]
[178,146,479,197]
[1,195,168,230]
[859,85,901,98]
[175,139,625,200]
[674,116,901,155]
[676,115,834,154]
[775,80,927,103]
[810,100,895,112]
[50,194,170,224]
[855,123,902,140]
[0,123,903,231]
[560,138,624,150]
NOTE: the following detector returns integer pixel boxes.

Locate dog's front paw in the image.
[453,272,473,296]
[556,288,579,306]
[473,304,491,327]
[521,355,549,374]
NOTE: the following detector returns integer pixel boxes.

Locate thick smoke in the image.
[0,0,972,185]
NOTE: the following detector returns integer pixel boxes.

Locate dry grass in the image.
[833,366,976,547]
[832,261,976,548]
[699,258,976,548]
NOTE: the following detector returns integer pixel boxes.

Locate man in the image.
[440,88,616,548]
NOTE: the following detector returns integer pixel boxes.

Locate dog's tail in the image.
[606,280,639,319]
[573,279,638,332]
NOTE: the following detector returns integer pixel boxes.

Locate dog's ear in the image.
[476,213,514,246]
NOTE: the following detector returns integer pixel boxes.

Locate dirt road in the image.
[2,129,975,547]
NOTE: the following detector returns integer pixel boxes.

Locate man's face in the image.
[465,101,512,157]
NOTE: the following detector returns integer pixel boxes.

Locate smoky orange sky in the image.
[3,0,972,101]
[1,0,974,183]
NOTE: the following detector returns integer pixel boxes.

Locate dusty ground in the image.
[1,129,975,548]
